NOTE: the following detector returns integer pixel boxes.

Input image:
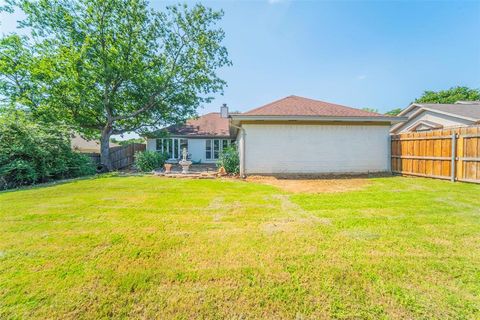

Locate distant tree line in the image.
[110,138,145,146]
[364,86,480,116]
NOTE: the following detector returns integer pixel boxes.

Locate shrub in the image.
[134,150,167,172]
[0,159,37,188]
[0,110,95,189]
[68,153,97,177]
[217,145,239,174]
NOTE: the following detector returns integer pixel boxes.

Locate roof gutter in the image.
[230,115,407,124]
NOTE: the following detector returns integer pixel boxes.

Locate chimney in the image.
[220,103,229,118]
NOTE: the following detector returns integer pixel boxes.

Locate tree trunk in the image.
[100,127,112,171]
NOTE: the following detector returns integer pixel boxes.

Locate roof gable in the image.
[420,104,480,121]
[243,95,385,117]
[407,120,443,132]
[399,103,480,121]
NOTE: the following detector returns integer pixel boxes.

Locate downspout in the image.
[229,123,246,178]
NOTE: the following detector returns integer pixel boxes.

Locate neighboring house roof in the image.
[456,101,480,105]
[392,101,480,133]
[148,112,231,138]
[243,95,385,117]
[71,134,119,153]
[398,102,480,121]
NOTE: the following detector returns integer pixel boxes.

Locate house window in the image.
[180,139,188,154]
[213,140,220,159]
[173,139,179,159]
[156,138,187,160]
[168,139,173,158]
[156,138,167,156]
[205,140,212,159]
[205,139,230,160]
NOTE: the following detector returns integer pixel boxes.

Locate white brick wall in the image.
[242,124,390,174]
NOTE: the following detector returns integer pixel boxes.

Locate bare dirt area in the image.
[246,175,372,193]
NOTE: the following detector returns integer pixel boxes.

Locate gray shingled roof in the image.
[418,103,480,120]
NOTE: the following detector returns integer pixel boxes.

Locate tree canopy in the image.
[110,137,144,146]
[0,0,231,169]
[383,87,480,117]
[414,86,480,104]
[385,108,402,116]
[361,107,379,113]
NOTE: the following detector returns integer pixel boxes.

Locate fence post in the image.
[451,133,456,182]
[387,135,392,173]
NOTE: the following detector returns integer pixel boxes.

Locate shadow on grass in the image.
[0,171,152,194]
[248,172,395,181]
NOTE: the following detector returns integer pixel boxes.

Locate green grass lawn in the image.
[0,175,479,319]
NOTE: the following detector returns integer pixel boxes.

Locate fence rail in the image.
[84,143,146,170]
[391,125,480,183]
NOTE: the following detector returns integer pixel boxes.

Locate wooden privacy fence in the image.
[391,125,480,183]
[85,143,146,170]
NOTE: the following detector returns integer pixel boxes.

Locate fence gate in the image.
[391,125,480,183]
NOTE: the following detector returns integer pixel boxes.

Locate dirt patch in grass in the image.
[246,176,371,194]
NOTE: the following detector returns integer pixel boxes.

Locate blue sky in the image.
[1,0,479,116]
[160,0,480,114]
[189,0,480,114]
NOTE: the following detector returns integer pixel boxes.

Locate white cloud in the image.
[268,0,285,4]
[356,75,367,80]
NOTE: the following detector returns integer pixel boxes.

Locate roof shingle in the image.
[243,95,385,117]
[416,103,480,120]
[164,112,230,137]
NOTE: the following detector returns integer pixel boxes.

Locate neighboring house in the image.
[146,95,404,175]
[144,112,234,163]
[71,134,120,153]
[390,101,480,134]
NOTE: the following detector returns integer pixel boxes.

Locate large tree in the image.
[415,86,480,104]
[0,0,230,170]
[0,35,40,111]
